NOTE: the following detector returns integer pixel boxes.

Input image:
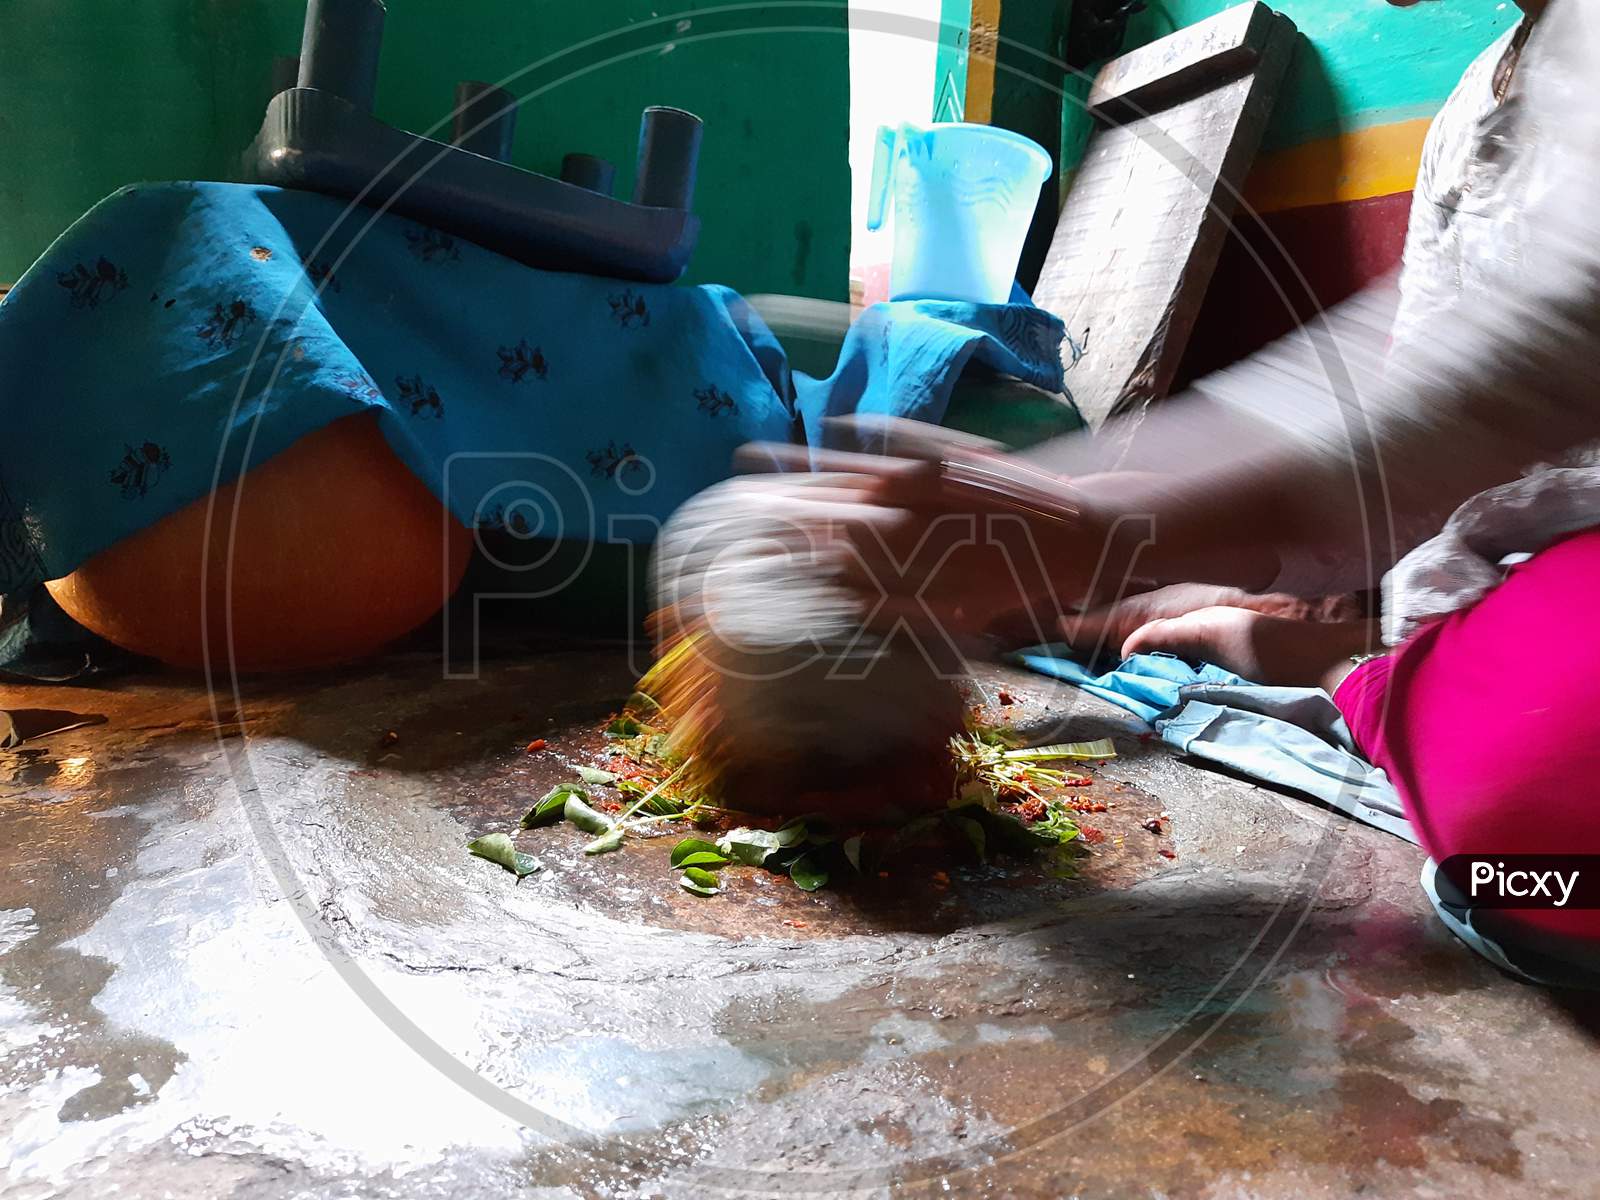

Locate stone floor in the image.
[2,639,1597,1198]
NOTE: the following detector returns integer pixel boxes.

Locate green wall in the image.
[932,0,971,120]
[0,2,287,284]
[0,1,850,297]
[1124,0,1517,150]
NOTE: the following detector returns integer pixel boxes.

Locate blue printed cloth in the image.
[0,182,1067,595]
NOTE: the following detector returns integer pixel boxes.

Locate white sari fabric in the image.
[1184,2,1600,610]
[1382,15,1600,643]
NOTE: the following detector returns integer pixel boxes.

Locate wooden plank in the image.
[1088,1,1277,117]
[1031,3,1295,428]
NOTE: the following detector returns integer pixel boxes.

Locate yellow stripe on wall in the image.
[966,0,1002,126]
[1242,117,1432,214]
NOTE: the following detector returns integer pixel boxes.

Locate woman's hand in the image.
[728,435,1115,638]
[845,457,1103,636]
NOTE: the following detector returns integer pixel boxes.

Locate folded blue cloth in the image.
[795,290,1066,449]
[1010,648,1413,841]
[1011,647,1245,724]
[0,182,1067,595]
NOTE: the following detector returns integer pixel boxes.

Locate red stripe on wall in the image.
[1178,190,1414,386]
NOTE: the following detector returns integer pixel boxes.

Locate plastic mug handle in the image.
[866,124,897,231]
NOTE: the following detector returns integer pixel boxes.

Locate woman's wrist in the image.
[1071,481,1283,605]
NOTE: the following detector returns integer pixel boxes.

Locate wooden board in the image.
[1087,0,1278,116]
[1032,2,1296,428]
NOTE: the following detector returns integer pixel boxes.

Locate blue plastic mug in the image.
[867,121,1052,305]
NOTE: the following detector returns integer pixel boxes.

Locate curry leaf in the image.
[718,827,783,866]
[605,715,648,739]
[842,835,863,872]
[978,805,1075,853]
[789,852,829,892]
[583,826,626,855]
[1003,738,1116,762]
[468,833,542,878]
[670,837,724,867]
[883,814,942,856]
[522,784,583,828]
[951,779,999,811]
[576,766,618,785]
[680,866,720,896]
[624,691,662,715]
[949,814,987,863]
[564,794,615,835]
[676,850,730,868]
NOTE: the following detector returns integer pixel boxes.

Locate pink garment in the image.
[1336,528,1600,947]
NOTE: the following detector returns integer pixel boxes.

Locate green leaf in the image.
[671,837,724,867]
[563,794,615,835]
[612,758,691,821]
[949,814,987,863]
[789,852,829,892]
[522,784,584,828]
[636,791,689,817]
[583,826,626,855]
[624,690,662,715]
[1003,738,1116,762]
[718,827,784,866]
[676,850,730,868]
[576,766,618,785]
[842,835,863,872]
[782,815,840,846]
[974,725,1020,748]
[950,779,999,811]
[884,814,942,855]
[1024,799,1083,848]
[977,805,1078,853]
[680,866,721,896]
[605,715,648,739]
[468,833,543,878]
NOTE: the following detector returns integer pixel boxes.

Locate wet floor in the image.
[2,640,1597,1198]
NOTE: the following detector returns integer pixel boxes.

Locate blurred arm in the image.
[1019,1,1600,599]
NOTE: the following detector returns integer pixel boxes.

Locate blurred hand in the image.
[1060,583,1367,659]
[729,434,1109,638]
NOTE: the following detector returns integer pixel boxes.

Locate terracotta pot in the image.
[47,413,472,671]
